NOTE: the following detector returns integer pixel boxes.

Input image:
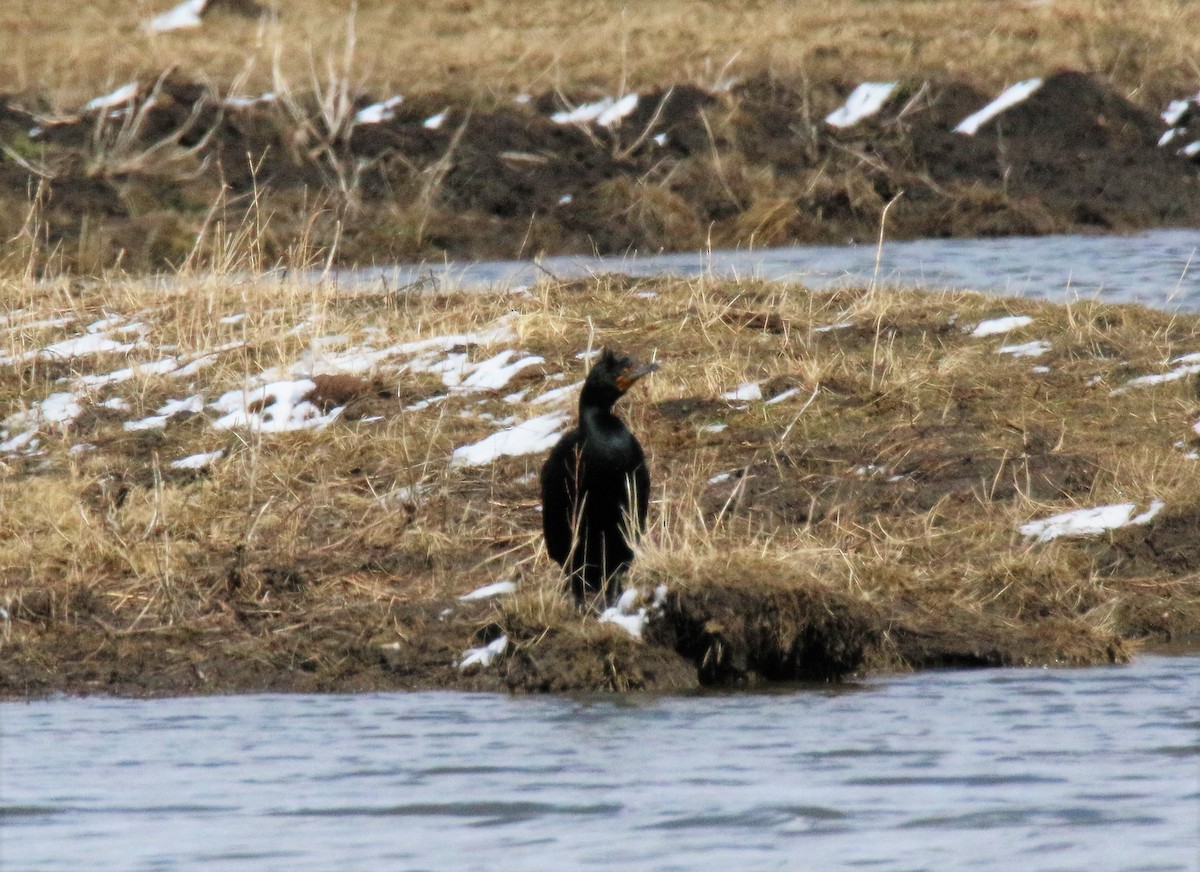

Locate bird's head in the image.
[580,348,659,410]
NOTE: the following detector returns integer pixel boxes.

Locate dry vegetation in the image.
[2,263,1200,696]
[5,0,1198,108]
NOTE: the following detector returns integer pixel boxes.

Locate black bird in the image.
[540,348,658,606]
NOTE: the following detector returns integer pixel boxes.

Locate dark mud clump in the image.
[2,69,1198,273]
[651,580,880,685]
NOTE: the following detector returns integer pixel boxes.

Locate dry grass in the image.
[2,264,1200,694]
[5,1,1197,111]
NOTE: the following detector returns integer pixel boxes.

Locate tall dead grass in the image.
[4,1,1195,111]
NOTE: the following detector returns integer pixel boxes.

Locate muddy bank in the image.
[1,69,1198,274]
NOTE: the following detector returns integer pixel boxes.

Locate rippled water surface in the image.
[340,229,1200,310]
[3,656,1197,871]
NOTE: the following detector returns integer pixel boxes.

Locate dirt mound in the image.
[2,69,1197,272]
[652,580,879,685]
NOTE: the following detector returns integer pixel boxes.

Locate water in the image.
[338,228,1200,310]
[3,655,1197,871]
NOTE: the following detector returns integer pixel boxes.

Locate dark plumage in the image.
[540,348,658,606]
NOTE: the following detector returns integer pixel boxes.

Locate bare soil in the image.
[2,69,1197,274]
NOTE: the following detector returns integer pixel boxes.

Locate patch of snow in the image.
[701,423,727,434]
[553,94,638,127]
[530,380,583,407]
[354,95,404,125]
[708,470,735,485]
[85,83,139,112]
[558,194,573,205]
[3,315,73,334]
[450,411,569,467]
[0,429,39,453]
[1031,365,1051,373]
[423,110,448,129]
[458,635,508,671]
[170,449,224,470]
[597,93,638,127]
[1162,98,1193,127]
[459,580,517,601]
[12,392,84,430]
[148,0,206,32]
[998,340,1051,358]
[954,78,1043,135]
[69,443,95,455]
[971,315,1033,337]
[458,351,545,391]
[124,394,205,431]
[1118,362,1200,390]
[219,313,246,325]
[653,132,668,146]
[404,394,447,412]
[634,291,657,299]
[599,584,667,640]
[1182,141,1200,158]
[1020,499,1165,543]
[82,356,184,387]
[765,386,801,405]
[1159,128,1179,147]
[722,382,762,402]
[101,397,131,412]
[223,92,276,109]
[514,94,532,104]
[211,379,342,432]
[825,82,897,128]
[813,321,854,332]
[40,334,136,361]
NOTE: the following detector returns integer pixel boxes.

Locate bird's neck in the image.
[580,403,620,436]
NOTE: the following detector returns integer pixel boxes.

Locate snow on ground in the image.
[825,83,897,128]
[552,94,639,127]
[765,386,801,405]
[998,340,1051,358]
[354,96,404,125]
[170,449,224,470]
[124,395,206,431]
[212,379,342,432]
[970,315,1033,337]
[147,0,206,32]
[1114,352,1200,391]
[954,78,1043,136]
[455,351,544,391]
[458,635,508,671]
[85,83,139,112]
[451,412,569,467]
[1021,500,1165,543]
[423,110,448,130]
[599,585,668,639]
[721,382,762,402]
[459,580,517,601]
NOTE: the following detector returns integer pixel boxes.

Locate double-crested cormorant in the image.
[540,348,658,606]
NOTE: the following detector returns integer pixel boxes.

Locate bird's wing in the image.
[633,441,651,534]
[539,430,581,567]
